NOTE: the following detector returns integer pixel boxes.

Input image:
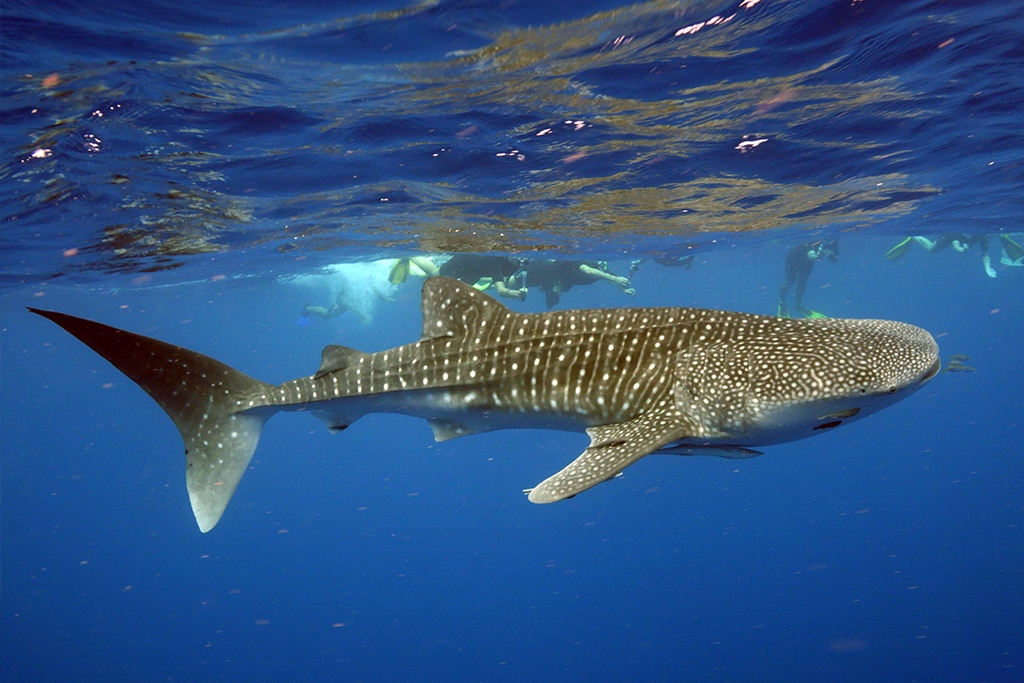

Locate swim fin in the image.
[388,258,410,284]
[999,234,1024,262]
[472,277,494,291]
[804,310,829,319]
[885,237,914,260]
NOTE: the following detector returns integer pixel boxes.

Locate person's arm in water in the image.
[982,252,996,278]
[578,263,635,295]
[494,278,527,301]
[977,235,996,278]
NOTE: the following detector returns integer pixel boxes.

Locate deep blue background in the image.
[2,1,1023,681]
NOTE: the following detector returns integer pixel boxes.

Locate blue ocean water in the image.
[2,1,1022,681]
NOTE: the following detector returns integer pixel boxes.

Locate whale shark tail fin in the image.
[29,308,277,532]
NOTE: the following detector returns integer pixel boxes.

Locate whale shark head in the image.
[673,316,941,447]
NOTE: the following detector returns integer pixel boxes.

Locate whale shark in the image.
[30,277,940,532]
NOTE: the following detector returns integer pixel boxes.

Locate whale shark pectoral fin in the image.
[526,407,694,503]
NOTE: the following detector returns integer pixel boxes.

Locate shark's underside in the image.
[30,277,940,532]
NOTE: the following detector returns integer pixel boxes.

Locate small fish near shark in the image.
[30,277,940,532]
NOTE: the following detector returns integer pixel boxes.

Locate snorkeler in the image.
[526,259,635,308]
[300,296,349,321]
[777,240,838,318]
[295,260,400,327]
[885,233,1011,278]
[391,254,528,301]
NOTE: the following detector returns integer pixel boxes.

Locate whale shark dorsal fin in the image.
[419,276,513,341]
[526,402,700,503]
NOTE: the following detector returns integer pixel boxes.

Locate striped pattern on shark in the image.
[29,277,940,532]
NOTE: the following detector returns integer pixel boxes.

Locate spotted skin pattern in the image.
[30,277,940,532]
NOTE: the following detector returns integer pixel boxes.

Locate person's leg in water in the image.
[913,236,937,251]
[778,247,811,317]
[777,269,796,317]
[792,267,812,316]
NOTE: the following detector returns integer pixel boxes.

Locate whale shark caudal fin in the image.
[28,308,276,532]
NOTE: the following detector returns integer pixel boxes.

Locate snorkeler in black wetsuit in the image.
[526,260,635,308]
[777,240,838,318]
[439,254,528,300]
[390,253,528,299]
[440,253,528,299]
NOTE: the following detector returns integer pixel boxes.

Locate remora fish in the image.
[30,277,940,532]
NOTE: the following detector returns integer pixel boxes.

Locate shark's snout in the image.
[920,357,941,385]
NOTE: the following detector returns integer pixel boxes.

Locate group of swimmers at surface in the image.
[885,233,1024,278]
[391,254,639,307]
[777,232,1023,318]
[299,232,1022,326]
[297,255,653,326]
